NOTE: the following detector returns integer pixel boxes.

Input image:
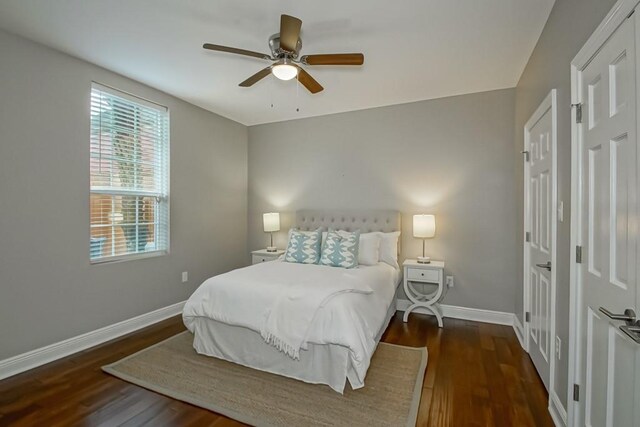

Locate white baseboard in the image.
[513,316,526,349]
[396,299,515,326]
[549,390,568,427]
[0,300,186,381]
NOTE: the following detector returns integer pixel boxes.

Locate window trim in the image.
[91,82,168,113]
[89,82,170,264]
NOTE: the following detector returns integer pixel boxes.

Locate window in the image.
[90,83,169,262]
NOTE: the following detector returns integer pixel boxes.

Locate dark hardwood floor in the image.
[0,313,553,426]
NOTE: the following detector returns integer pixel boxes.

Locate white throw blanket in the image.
[260,271,373,359]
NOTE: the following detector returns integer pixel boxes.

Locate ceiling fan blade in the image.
[203,43,272,61]
[239,66,273,87]
[279,14,302,53]
[296,67,323,94]
[301,53,364,66]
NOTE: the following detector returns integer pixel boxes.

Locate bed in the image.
[182,210,401,393]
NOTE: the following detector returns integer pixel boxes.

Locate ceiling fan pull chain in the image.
[270,77,274,109]
[296,71,300,112]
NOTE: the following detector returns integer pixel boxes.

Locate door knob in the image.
[535,261,552,271]
[599,307,636,325]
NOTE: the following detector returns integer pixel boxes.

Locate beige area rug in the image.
[102,332,427,427]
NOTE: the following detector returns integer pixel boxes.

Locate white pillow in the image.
[358,232,382,266]
[378,231,401,269]
[323,231,381,266]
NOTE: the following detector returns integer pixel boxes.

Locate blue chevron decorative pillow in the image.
[320,229,361,269]
[283,228,322,264]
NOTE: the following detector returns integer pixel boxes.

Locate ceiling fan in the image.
[203,14,364,94]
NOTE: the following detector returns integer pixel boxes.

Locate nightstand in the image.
[251,249,285,265]
[402,259,446,327]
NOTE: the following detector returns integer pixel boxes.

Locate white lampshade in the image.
[263,212,281,232]
[413,214,436,238]
[272,64,298,81]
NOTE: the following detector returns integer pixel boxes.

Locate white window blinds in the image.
[90,83,169,262]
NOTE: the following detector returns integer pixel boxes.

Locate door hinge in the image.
[525,312,531,323]
[521,150,530,162]
[525,232,531,242]
[573,384,580,402]
[576,245,583,263]
[572,103,583,124]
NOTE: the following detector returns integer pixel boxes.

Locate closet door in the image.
[577,13,639,427]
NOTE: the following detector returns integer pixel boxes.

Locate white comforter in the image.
[183,260,399,388]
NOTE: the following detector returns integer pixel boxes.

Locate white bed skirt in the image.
[190,300,397,393]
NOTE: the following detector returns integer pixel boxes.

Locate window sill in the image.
[90,250,168,265]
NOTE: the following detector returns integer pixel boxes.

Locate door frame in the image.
[523,89,559,411]
[568,1,640,426]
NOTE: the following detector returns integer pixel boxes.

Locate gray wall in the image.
[248,88,518,313]
[0,30,248,360]
[513,0,616,409]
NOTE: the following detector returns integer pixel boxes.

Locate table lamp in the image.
[413,214,436,263]
[263,212,280,252]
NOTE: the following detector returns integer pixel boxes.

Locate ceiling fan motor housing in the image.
[269,33,302,59]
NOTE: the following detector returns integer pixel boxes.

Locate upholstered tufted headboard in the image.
[295,210,401,234]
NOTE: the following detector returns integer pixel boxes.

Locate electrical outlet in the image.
[556,336,561,359]
[446,276,454,288]
[181,271,188,283]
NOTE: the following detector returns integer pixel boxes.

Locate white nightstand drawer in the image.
[251,249,284,265]
[407,267,439,282]
[252,254,273,264]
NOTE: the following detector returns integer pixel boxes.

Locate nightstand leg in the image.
[402,308,412,323]
[430,304,444,328]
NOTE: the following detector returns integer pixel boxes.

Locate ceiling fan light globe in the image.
[272,64,298,81]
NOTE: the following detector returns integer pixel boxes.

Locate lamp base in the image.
[417,256,431,264]
[266,246,277,252]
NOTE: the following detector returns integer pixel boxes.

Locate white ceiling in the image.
[0,0,555,126]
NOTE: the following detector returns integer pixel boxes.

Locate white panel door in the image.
[578,15,639,427]
[527,98,555,391]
